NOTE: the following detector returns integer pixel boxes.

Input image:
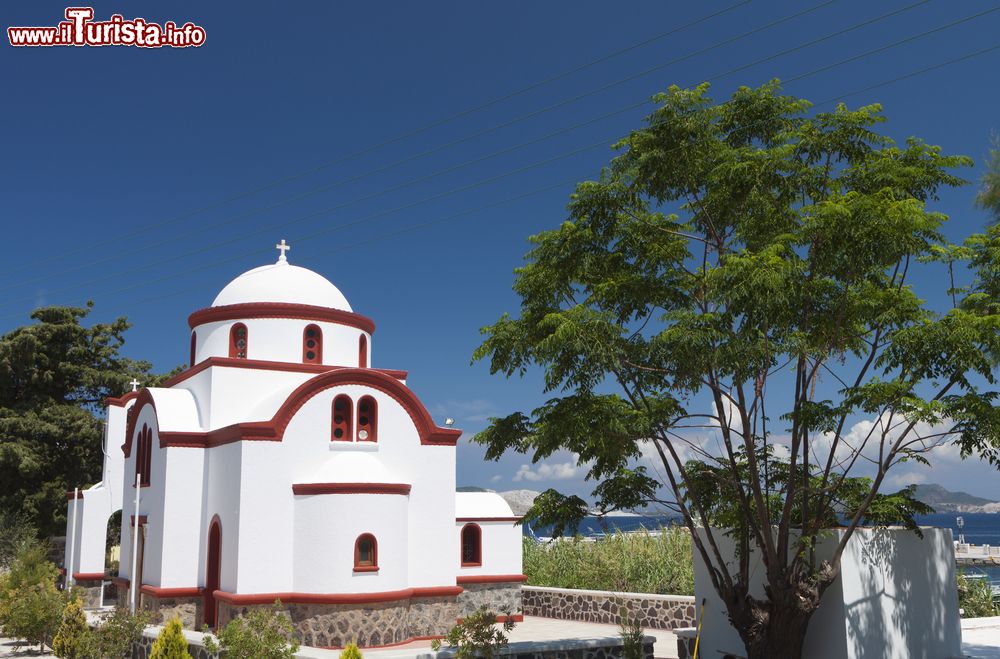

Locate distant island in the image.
[911,484,1000,513]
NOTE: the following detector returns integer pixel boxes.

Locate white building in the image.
[65,244,524,648]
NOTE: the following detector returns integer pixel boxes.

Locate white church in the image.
[63,243,524,648]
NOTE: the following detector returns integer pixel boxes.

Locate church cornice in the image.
[162,356,407,388]
[188,302,375,334]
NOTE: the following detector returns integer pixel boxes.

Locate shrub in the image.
[91,606,151,658]
[150,617,192,659]
[0,510,37,570]
[340,640,363,659]
[523,526,694,595]
[957,570,997,618]
[431,606,516,659]
[618,603,644,659]
[53,597,91,658]
[0,542,67,651]
[202,601,299,659]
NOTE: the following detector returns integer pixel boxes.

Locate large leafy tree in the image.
[474,81,1000,657]
[977,131,1000,224]
[0,304,168,537]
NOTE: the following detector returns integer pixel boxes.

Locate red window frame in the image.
[332,395,353,442]
[359,334,368,368]
[136,424,152,487]
[302,324,322,364]
[354,533,378,572]
[229,323,248,359]
[461,523,482,566]
[189,331,197,367]
[356,396,377,442]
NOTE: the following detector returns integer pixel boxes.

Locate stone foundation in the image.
[73,578,105,609]
[456,582,523,618]
[141,592,203,629]
[522,586,696,630]
[218,593,458,648]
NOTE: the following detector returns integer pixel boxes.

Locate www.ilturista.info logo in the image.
[8,8,206,48]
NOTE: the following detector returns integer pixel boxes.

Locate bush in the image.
[0,542,67,651]
[202,601,299,659]
[91,606,151,658]
[340,640,363,659]
[523,526,694,595]
[618,603,644,659]
[431,606,515,659]
[53,597,91,658]
[0,510,37,570]
[150,617,192,659]
[957,570,998,618]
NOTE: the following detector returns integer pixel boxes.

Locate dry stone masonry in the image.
[521,586,696,630]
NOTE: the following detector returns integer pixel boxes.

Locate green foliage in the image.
[977,132,1000,225]
[618,603,645,659]
[340,640,364,659]
[0,542,67,650]
[522,528,694,595]
[150,617,192,659]
[89,606,151,658]
[202,601,299,659]
[957,570,998,618]
[52,597,90,659]
[0,304,168,536]
[0,508,37,570]
[473,80,994,656]
[431,606,515,659]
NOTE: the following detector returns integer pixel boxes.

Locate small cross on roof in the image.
[275,239,291,262]
[129,378,141,392]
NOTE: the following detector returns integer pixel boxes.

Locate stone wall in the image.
[141,593,203,629]
[218,593,458,648]
[456,582,523,618]
[522,585,696,630]
[73,578,104,609]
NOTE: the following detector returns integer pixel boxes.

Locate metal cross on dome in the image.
[129,378,141,392]
[275,239,291,262]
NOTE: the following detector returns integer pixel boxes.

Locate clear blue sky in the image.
[2,1,999,500]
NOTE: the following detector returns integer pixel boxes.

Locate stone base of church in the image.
[457,581,523,619]
[140,592,203,629]
[218,594,459,648]
[72,578,105,609]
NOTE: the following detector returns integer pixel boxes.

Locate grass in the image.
[523,526,694,596]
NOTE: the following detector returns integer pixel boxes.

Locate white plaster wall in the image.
[157,447,206,587]
[193,318,370,369]
[201,441,243,594]
[292,493,409,593]
[455,521,523,578]
[205,367,312,429]
[691,527,961,659]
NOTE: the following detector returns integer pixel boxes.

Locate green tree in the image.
[150,617,191,659]
[52,597,90,659]
[90,606,151,658]
[0,303,165,536]
[202,602,299,659]
[0,542,67,650]
[473,81,1000,658]
[431,606,515,659]
[977,131,1000,224]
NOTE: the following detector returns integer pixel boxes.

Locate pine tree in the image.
[150,617,192,659]
[52,597,90,659]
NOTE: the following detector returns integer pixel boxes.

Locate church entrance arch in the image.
[204,517,222,628]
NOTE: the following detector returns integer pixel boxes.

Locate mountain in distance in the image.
[911,483,1000,513]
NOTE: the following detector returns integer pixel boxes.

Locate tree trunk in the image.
[727,589,816,659]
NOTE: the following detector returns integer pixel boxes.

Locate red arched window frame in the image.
[359,335,368,368]
[303,324,322,364]
[332,395,353,442]
[354,533,378,572]
[189,331,197,367]
[229,323,248,359]
[135,425,152,487]
[356,396,377,442]
[461,523,482,566]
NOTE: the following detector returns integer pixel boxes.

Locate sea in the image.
[527,512,1000,579]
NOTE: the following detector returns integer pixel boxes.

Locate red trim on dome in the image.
[125,369,460,454]
[212,586,462,606]
[456,574,528,584]
[161,357,407,388]
[188,302,375,334]
[292,483,411,496]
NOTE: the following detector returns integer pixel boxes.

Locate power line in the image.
[10,34,996,325]
[0,1,839,289]
[2,0,939,302]
[0,1,750,277]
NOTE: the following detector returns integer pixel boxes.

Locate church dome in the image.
[212,256,352,312]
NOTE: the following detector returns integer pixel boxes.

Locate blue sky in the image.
[2,1,1000,501]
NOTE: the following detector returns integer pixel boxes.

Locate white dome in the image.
[212,260,352,311]
[308,452,400,485]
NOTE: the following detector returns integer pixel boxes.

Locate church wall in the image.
[203,441,243,594]
[206,367,312,429]
[193,318,370,370]
[455,520,523,579]
[158,447,206,587]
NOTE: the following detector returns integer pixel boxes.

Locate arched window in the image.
[354,533,378,572]
[136,425,152,487]
[229,323,248,359]
[359,335,368,368]
[461,524,481,566]
[356,396,377,442]
[303,325,322,364]
[332,395,353,441]
[189,332,197,367]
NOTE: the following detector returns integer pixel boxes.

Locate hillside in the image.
[912,484,1000,513]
